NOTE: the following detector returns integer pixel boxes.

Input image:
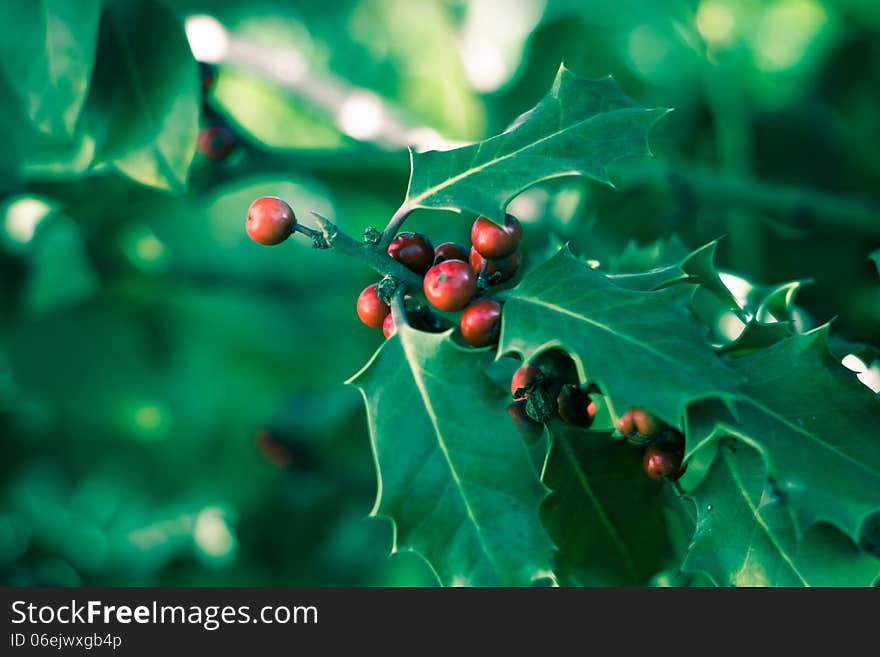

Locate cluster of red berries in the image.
[357,214,523,346]
[505,351,596,441]
[243,197,687,483]
[616,409,686,482]
[505,350,685,482]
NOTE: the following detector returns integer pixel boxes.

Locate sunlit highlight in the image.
[194,507,236,559]
[753,0,826,72]
[185,15,230,63]
[696,1,736,47]
[4,197,52,244]
[337,92,384,140]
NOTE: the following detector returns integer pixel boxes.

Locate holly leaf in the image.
[347,326,554,586]
[828,336,879,369]
[686,328,880,549]
[683,438,880,586]
[87,0,198,192]
[500,248,740,428]
[541,426,673,585]
[718,320,794,357]
[403,65,668,221]
[0,0,101,138]
[744,280,808,324]
[607,235,691,272]
[607,240,737,311]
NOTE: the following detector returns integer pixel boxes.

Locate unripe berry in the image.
[469,247,521,282]
[507,402,544,444]
[511,364,542,401]
[246,196,297,245]
[423,259,476,311]
[382,312,396,338]
[434,242,469,265]
[556,385,596,428]
[198,125,236,160]
[471,214,522,259]
[460,299,502,347]
[357,284,390,329]
[643,445,684,482]
[388,232,434,274]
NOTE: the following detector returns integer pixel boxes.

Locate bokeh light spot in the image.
[462,42,506,93]
[337,91,384,140]
[194,507,237,560]
[696,0,736,47]
[4,197,53,244]
[753,0,826,72]
[135,234,166,262]
[185,15,230,63]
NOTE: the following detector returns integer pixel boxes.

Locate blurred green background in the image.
[1,0,878,586]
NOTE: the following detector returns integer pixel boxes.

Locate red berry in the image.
[388,232,434,274]
[618,407,664,440]
[511,364,542,400]
[534,349,578,388]
[632,408,664,436]
[382,313,396,338]
[469,247,521,282]
[643,445,684,482]
[507,402,544,444]
[357,284,390,329]
[434,242,469,265]
[246,196,297,245]
[423,260,476,311]
[556,386,596,428]
[255,430,292,468]
[460,299,502,347]
[471,214,522,259]
[198,125,236,160]
[617,410,635,436]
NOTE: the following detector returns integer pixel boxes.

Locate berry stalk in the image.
[379,203,415,249]
[308,212,424,290]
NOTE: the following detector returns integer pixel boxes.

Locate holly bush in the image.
[1,1,878,587]
[249,66,880,586]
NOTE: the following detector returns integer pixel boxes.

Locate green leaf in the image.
[871,250,879,278]
[744,279,808,324]
[500,248,740,428]
[686,328,880,547]
[683,438,880,586]
[828,335,879,369]
[24,212,98,316]
[607,240,737,311]
[87,0,198,192]
[541,426,673,585]
[607,235,690,272]
[347,326,554,586]
[0,0,100,138]
[211,69,350,151]
[403,65,668,221]
[718,319,794,357]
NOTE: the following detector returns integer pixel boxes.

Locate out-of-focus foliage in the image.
[1,0,878,586]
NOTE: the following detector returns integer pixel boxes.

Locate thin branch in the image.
[615,159,880,237]
[307,212,424,289]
